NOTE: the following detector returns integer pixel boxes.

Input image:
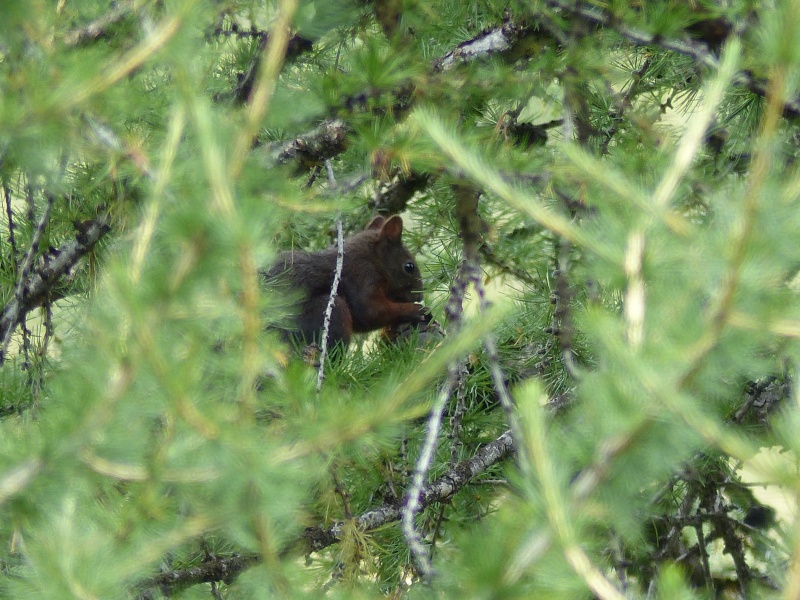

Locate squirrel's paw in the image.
[418,304,433,324]
[383,307,444,345]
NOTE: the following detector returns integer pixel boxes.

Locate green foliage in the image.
[2,0,800,597]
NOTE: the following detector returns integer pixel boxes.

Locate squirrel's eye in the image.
[404,261,415,274]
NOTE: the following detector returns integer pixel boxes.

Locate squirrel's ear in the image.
[366,216,385,230]
[381,215,403,241]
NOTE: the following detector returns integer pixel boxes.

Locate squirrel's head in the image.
[367,215,423,303]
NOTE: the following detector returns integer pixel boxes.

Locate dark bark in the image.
[270,120,349,169]
[539,0,800,119]
[0,216,110,366]
[136,554,259,599]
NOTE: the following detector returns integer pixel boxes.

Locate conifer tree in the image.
[1,0,799,597]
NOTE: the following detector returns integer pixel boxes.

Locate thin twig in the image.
[543,0,718,69]
[553,236,579,377]
[401,254,472,576]
[428,502,448,565]
[21,314,33,388]
[695,523,713,592]
[469,261,526,465]
[478,242,544,292]
[316,219,344,393]
[210,581,224,600]
[600,56,652,155]
[24,183,34,227]
[402,371,455,576]
[0,193,55,363]
[713,495,751,594]
[330,463,352,519]
[3,181,18,273]
[448,364,469,466]
[324,159,337,188]
[37,301,54,400]
[457,184,525,464]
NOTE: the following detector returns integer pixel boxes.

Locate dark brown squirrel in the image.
[265,215,428,347]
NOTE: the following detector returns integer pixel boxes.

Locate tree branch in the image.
[433,20,533,71]
[225,32,314,105]
[370,172,431,215]
[63,0,137,47]
[266,18,544,174]
[309,429,516,552]
[136,554,259,599]
[268,119,349,168]
[0,215,111,366]
[135,428,516,596]
[540,0,800,119]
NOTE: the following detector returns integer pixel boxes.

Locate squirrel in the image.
[265,215,428,348]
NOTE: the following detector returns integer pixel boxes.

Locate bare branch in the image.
[269,119,349,168]
[307,428,515,554]
[132,389,575,596]
[3,180,18,273]
[316,219,344,392]
[434,21,530,71]
[402,365,457,577]
[136,553,259,599]
[0,215,111,366]
[370,172,431,215]
[448,364,469,466]
[266,19,547,174]
[134,428,516,597]
[63,0,137,47]
[400,235,476,575]
[0,193,55,364]
[540,0,800,119]
[224,33,314,105]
